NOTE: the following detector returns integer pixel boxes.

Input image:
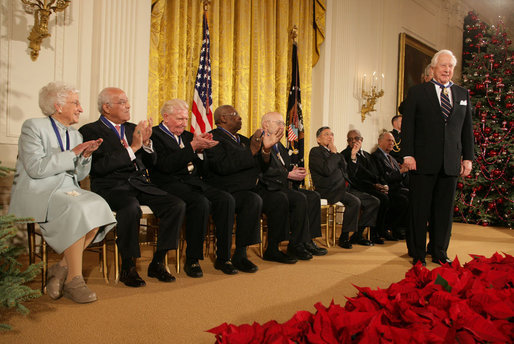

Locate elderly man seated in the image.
[309,127,379,248]
[257,112,327,262]
[371,132,409,241]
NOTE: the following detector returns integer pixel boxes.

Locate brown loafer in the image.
[47,263,68,300]
[63,276,97,304]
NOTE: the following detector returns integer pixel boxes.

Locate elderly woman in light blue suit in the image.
[9,82,116,303]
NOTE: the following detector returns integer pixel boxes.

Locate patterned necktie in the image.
[115,125,129,148]
[387,154,399,172]
[440,86,452,122]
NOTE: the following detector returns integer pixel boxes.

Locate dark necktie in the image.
[440,86,452,122]
[387,154,399,172]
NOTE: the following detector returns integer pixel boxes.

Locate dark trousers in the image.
[348,188,380,228]
[161,182,235,261]
[232,190,262,248]
[386,188,409,234]
[322,187,360,234]
[103,187,186,260]
[258,188,318,246]
[365,188,390,238]
[408,171,457,261]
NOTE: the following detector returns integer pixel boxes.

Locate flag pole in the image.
[203,0,211,124]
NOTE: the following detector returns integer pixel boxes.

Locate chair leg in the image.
[27,223,35,264]
[114,231,119,283]
[333,206,337,247]
[259,218,264,258]
[175,246,180,274]
[102,241,109,284]
[326,206,331,248]
[41,239,48,294]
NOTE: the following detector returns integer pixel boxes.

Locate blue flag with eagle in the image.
[286,42,304,167]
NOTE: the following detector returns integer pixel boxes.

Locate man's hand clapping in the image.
[191,132,218,152]
[288,166,307,181]
[131,119,153,152]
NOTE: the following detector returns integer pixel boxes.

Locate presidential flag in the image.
[286,42,304,167]
[191,13,213,134]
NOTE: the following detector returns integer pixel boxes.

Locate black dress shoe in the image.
[148,262,176,282]
[357,238,374,246]
[214,259,238,275]
[233,257,258,273]
[120,267,146,287]
[338,240,353,249]
[371,237,385,245]
[304,240,328,256]
[263,250,298,264]
[383,233,398,241]
[184,261,203,278]
[432,257,453,265]
[412,258,426,266]
[287,244,313,260]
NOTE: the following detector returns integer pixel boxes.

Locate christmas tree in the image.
[455,11,513,228]
[0,163,41,330]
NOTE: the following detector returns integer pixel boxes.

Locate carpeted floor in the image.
[1,223,512,344]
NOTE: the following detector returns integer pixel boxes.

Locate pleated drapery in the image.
[148,0,325,149]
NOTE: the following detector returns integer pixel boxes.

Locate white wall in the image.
[310,0,507,152]
[0,0,151,168]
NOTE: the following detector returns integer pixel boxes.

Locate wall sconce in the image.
[21,0,71,61]
[360,72,384,122]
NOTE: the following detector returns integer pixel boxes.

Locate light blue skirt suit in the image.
[9,117,116,254]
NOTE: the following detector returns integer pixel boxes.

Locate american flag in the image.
[191,13,213,134]
[286,42,304,167]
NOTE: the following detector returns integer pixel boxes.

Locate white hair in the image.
[261,112,281,126]
[97,87,123,114]
[160,99,188,116]
[38,81,78,116]
[431,49,457,67]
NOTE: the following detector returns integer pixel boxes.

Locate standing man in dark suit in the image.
[371,132,409,241]
[389,115,403,164]
[342,130,392,244]
[79,87,186,287]
[203,105,281,273]
[309,127,379,249]
[402,49,474,266]
[257,112,327,263]
[149,99,238,277]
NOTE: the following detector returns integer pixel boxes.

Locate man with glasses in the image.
[309,127,379,249]
[257,112,327,263]
[148,99,237,277]
[342,129,392,244]
[203,105,281,272]
[80,87,186,288]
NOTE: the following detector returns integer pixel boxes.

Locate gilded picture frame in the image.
[397,33,437,112]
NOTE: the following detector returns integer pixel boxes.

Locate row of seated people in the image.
[9,82,409,305]
[10,82,328,304]
[309,127,410,253]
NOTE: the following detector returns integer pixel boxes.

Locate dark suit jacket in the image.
[309,146,355,198]
[371,148,407,191]
[401,82,474,176]
[203,128,262,193]
[79,118,164,196]
[341,146,384,193]
[259,142,295,191]
[149,126,206,190]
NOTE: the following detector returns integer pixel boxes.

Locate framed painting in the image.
[397,33,437,111]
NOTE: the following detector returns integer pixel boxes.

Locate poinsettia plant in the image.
[208,253,514,343]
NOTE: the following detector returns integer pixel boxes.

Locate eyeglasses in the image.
[347,136,363,141]
[111,99,129,106]
[66,101,81,107]
[223,112,239,117]
[271,120,285,126]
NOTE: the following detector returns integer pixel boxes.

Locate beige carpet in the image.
[1,223,513,344]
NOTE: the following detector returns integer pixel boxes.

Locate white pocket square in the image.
[459,100,467,105]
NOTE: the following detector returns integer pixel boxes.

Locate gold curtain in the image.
[148,0,325,153]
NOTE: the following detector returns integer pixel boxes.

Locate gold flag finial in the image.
[291,25,298,42]
[202,0,211,12]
